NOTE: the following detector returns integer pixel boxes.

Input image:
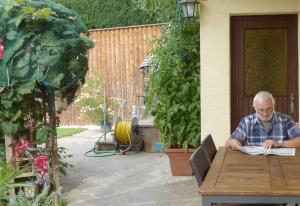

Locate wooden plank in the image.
[15,172,35,179]
[268,156,285,189]
[5,135,12,163]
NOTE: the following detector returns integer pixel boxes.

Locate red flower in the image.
[34,155,49,174]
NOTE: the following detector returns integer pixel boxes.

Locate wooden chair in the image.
[189,146,210,187]
[202,134,217,164]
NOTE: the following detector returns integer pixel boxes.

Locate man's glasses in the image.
[255,108,274,114]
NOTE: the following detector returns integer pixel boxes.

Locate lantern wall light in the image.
[179,0,200,18]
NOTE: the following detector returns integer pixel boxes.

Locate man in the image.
[227,91,300,150]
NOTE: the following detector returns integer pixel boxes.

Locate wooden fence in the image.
[59,24,162,126]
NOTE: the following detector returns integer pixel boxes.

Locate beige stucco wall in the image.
[200,0,300,147]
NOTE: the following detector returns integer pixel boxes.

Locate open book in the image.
[239,146,296,156]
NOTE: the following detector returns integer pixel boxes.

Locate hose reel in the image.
[114,117,143,154]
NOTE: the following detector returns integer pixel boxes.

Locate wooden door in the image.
[231,15,298,131]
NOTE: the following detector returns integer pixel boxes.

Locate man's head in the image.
[253,91,275,121]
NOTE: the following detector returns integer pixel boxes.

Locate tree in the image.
[0,0,94,192]
[52,0,177,29]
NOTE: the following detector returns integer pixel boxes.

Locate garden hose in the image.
[84,130,116,157]
[84,118,138,156]
[114,118,139,154]
[115,121,132,145]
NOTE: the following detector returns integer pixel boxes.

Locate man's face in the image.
[254,99,274,121]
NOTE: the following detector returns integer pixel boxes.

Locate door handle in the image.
[290,94,295,114]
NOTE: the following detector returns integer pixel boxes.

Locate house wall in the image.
[200,0,300,147]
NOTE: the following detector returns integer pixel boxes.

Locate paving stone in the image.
[59,129,201,206]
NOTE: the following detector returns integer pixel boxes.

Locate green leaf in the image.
[33,8,56,20]
[16,53,31,69]
[52,73,64,86]
[10,110,21,122]
[13,66,30,78]
[8,13,26,28]
[0,100,13,109]
[16,82,35,95]
[22,6,36,14]
[36,125,54,144]
[0,122,19,135]
[6,30,17,40]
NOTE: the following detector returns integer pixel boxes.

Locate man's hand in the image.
[263,139,282,149]
[226,139,242,150]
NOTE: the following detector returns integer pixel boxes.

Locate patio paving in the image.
[59,129,201,206]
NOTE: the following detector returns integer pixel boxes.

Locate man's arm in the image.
[280,136,300,148]
[263,136,300,148]
[226,138,242,150]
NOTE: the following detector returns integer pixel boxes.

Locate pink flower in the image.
[14,144,23,156]
[22,139,31,149]
[0,38,4,60]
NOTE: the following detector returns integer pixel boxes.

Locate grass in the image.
[57,128,87,138]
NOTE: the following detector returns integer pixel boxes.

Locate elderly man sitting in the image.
[227,91,300,150]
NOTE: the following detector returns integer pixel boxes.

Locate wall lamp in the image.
[179,0,200,18]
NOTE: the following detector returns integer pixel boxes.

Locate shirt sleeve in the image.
[230,118,247,142]
[285,117,300,138]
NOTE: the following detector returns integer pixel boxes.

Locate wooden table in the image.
[199,147,300,205]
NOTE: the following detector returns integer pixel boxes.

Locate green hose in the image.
[84,130,116,157]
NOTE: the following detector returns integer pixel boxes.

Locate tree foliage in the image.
[51,0,177,29]
[0,0,94,138]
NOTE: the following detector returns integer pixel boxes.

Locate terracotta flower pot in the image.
[166,148,195,176]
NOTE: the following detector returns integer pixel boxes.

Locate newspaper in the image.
[239,146,296,156]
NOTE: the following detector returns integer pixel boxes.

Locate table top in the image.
[199,146,300,196]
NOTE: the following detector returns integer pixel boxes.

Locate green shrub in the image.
[146,18,200,150]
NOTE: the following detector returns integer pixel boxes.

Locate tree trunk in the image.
[44,87,60,205]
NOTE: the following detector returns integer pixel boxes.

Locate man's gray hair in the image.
[253,91,275,107]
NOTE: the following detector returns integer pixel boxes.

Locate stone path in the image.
[58,129,201,206]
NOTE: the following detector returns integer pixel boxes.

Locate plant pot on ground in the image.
[100,121,112,132]
[146,16,200,176]
[166,148,196,176]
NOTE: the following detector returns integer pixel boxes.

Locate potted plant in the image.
[146,16,200,175]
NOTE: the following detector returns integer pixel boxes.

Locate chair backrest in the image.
[202,134,217,164]
[189,146,210,187]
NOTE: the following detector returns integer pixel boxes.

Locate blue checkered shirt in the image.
[231,112,300,146]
